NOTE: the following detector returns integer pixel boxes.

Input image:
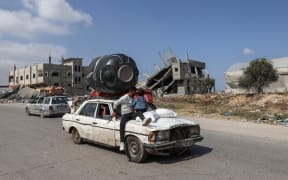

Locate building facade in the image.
[8,56,89,95]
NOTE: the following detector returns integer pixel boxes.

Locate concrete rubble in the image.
[0,86,39,103]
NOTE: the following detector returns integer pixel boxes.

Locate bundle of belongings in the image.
[135,108,177,123]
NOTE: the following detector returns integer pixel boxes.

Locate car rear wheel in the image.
[125,136,147,163]
[71,128,83,144]
[25,107,31,116]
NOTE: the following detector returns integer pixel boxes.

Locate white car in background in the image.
[62,99,203,163]
[66,97,73,108]
[26,96,70,118]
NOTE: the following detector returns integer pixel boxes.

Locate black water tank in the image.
[87,54,139,94]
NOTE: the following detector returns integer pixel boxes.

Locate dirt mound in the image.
[17,87,39,98]
[227,94,288,107]
[155,93,288,124]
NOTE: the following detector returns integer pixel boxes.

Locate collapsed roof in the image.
[145,56,214,95]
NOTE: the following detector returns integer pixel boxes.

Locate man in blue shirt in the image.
[134,88,151,126]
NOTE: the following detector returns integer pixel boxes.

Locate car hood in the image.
[123,116,198,136]
[145,117,197,131]
[136,108,198,131]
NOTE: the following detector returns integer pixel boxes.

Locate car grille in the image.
[170,125,199,141]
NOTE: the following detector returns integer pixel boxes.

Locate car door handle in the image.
[75,119,80,121]
[92,122,98,125]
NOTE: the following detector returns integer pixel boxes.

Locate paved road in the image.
[0,103,288,180]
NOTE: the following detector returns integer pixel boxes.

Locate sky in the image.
[1,0,288,91]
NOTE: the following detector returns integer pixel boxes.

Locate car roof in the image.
[86,98,116,103]
[45,96,67,98]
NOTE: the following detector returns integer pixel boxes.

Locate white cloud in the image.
[0,41,66,84]
[242,48,255,56]
[22,0,92,24]
[0,0,92,38]
[0,10,69,38]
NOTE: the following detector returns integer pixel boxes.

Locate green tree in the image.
[239,58,278,93]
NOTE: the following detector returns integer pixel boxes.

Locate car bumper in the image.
[144,136,204,151]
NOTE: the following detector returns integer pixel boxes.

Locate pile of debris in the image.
[0,86,39,103]
[155,93,288,126]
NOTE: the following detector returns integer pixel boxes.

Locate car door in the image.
[92,103,116,146]
[75,102,98,140]
[27,98,37,114]
[42,97,51,113]
[33,97,44,114]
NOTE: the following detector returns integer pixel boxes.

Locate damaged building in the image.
[145,55,215,96]
[8,56,89,96]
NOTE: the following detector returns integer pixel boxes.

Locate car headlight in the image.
[157,130,170,141]
[148,130,170,142]
[189,125,200,136]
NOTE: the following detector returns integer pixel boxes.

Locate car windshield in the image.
[52,97,68,104]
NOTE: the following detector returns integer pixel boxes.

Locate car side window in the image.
[96,103,111,120]
[44,98,50,104]
[37,97,44,104]
[79,103,97,117]
[52,97,67,104]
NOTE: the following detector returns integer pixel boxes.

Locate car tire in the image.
[125,136,148,163]
[71,128,83,144]
[40,111,45,118]
[25,107,31,116]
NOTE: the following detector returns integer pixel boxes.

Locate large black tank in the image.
[87,54,139,94]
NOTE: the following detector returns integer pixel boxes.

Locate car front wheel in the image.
[125,136,147,163]
[71,128,83,144]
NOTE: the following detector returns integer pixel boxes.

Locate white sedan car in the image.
[62,99,203,163]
